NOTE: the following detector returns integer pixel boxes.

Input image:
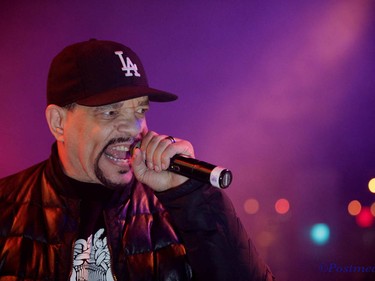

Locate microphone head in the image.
[130,140,142,156]
[210,166,232,188]
[219,169,232,188]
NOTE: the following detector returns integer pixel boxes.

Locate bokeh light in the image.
[244,198,260,215]
[310,223,330,246]
[347,200,362,216]
[356,207,374,228]
[275,198,290,215]
[371,202,375,217]
[368,178,375,193]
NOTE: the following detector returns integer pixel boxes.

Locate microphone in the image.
[131,142,233,188]
[168,155,233,189]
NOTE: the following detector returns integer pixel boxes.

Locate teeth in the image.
[104,144,131,162]
[105,153,128,162]
[112,146,129,151]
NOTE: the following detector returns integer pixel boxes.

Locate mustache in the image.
[105,137,137,147]
[104,136,142,153]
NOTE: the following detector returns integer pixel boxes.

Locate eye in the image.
[102,110,119,119]
[135,107,149,117]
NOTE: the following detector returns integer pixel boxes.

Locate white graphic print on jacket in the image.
[70,228,115,281]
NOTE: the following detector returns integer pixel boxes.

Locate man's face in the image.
[60,96,149,188]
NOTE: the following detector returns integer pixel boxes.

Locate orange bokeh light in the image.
[370,202,375,217]
[347,200,361,216]
[244,198,259,215]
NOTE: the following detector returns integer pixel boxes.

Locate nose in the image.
[115,113,146,137]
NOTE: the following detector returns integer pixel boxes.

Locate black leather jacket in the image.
[0,144,274,281]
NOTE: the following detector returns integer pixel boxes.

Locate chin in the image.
[95,164,134,189]
[115,171,134,185]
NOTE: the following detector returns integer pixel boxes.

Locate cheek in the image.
[66,124,105,163]
[83,127,110,159]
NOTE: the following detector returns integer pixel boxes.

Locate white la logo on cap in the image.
[114,51,141,77]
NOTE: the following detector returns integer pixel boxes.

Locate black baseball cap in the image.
[47,39,178,106]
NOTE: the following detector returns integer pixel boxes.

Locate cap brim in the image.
[76,85,178,106]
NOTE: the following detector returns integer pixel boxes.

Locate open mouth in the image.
[101,137,140,168]
[104,144,131,163]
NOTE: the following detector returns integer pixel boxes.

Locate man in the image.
[0,39,274,281]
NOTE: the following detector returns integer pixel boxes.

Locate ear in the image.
[45,104,66,142]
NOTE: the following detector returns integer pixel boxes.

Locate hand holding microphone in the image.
[131,132,232,190]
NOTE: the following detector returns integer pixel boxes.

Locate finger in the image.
[139,131,159,170]
[160,138,195,170]
[153,137,176,171]
[146,134,172,172]
[131,146,145,170]
[140,131,194,172]
[131,146,148,180]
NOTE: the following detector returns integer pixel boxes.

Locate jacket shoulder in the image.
[0,161,47,202]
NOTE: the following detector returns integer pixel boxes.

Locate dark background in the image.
[1,1,374,280]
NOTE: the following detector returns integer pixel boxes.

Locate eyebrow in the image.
[93,99,149,112]
[138,100,150,106]
[94,102,124,112]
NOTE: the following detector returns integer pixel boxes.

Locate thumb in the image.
[131,147,147,178]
